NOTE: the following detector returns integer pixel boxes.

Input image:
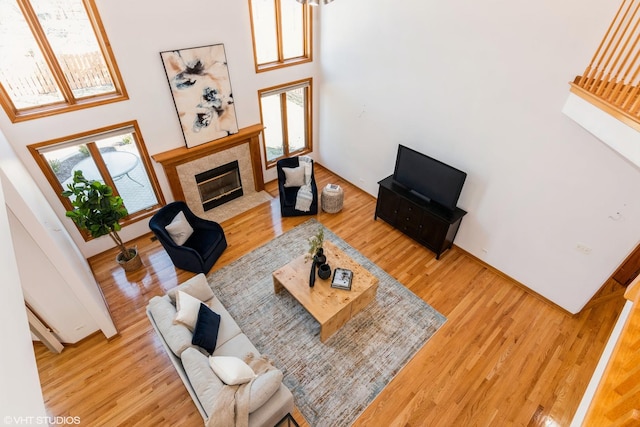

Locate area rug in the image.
[206,219,446,426]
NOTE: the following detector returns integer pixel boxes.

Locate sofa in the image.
[146,273,294,426]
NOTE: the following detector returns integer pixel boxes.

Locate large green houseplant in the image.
[62,170,142,271]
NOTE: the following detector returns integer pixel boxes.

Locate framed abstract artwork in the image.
[160,44,239,148]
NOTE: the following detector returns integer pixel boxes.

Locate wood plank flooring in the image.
[33,165,626,426]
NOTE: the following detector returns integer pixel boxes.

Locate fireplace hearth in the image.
[196,161,243,211]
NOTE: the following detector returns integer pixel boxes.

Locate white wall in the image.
[563,93,640,169]
[318,0,640,313]
[0,131,117,342]
[0,0,320,258]
[8,211,100,343]
[0,174,47,421]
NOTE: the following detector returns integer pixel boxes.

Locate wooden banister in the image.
[572,0,640,128]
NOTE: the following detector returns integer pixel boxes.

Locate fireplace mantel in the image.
[152,124,265,201]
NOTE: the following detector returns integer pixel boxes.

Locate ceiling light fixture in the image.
[296,0,335,5]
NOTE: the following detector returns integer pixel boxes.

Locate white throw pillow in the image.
[174,290,202,331]
[282,166,305,188]
[209,356,255,385]
[165,211,194,246]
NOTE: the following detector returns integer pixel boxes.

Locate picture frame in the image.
[160,43,239,148]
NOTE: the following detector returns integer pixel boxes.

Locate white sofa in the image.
[146,273,294,426]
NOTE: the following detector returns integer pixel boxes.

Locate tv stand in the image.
[374,176,467,259]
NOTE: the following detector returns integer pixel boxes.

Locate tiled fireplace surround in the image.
[152,124,268,221]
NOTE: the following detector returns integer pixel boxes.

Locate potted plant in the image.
[307,225,325,261]
[62,170,142,271]
[307,226,329,286]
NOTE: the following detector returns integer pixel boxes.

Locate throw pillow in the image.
[282,166,305,188]
[249,369,283,413]
[165,211,194,246]
[174,290,202,330]
[167,273,215,304]
[191,303,221,355]
[209,356,255,385]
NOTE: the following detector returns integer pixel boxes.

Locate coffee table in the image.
[272,241,378,342]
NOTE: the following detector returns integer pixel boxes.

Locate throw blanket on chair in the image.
[295,156,313,212]
[207,353,277,427]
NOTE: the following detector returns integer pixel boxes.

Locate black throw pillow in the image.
[191,303,221,355]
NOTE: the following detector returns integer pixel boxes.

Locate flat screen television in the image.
[392,145,467,211]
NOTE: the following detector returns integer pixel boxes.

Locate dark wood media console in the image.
[374,176,467,259]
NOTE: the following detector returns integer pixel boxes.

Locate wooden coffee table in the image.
[272,241,378,342]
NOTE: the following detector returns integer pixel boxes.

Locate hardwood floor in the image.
[33,165,626,426]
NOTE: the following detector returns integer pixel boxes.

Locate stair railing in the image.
[571,0,640,127]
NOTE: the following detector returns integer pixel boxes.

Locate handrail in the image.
[572,0,640,124]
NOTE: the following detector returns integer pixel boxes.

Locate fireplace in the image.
[196,161,243,211]
[152,124,270,223]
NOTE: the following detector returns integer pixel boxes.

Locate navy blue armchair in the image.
[149,201,227,274]
[276,157,318,217]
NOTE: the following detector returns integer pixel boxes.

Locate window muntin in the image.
[259,79,312,166]
[249,0,311,71]
[0,0,127,122]
[29,122,164,238]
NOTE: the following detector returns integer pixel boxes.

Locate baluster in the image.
[595,1,639,96]
[581,0,632,88]
[605,6,640,101]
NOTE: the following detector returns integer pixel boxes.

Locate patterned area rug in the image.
[207,219,446,426]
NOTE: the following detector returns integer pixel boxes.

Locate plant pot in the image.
[314,248,326,266]
[318,263,331,280]
[116,248,142,272]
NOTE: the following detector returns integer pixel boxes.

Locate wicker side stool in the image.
[321,186,344,213]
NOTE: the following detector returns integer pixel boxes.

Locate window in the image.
[0,0,127,122]
[249,0,312,71]
[259,79,312,166]
[28,121,164,238]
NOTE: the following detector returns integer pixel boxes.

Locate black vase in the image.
[315,248,326,266]
[309,261,316,287]
[318,263,331,280]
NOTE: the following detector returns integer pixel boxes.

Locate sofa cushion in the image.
[248,369,284,413]
[167,273,215,304]
[182,347,284,418]
[213,333,260,358]
[181,347,224,419]
[165,210,194,246]
[175,291,202,331]
[192,304,221,355]
[148,296,192,357]
[206,297,243,348]
[184,228,225,260]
